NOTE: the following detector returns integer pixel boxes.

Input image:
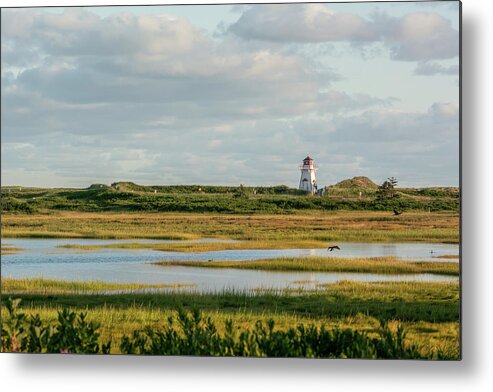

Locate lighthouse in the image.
[299,156,318,194]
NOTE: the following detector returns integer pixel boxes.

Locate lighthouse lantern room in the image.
[299,156,318,194]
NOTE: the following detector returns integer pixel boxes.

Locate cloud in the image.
[383,12,459,61]
[317,102,459,186]
[2,8,387,132]
[332,101,459,143]
[414,61,459,75]
[3,9,333,109]
[230,4,377,43]
[228,4,459,62]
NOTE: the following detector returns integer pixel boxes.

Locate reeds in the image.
[155,256,459,276]
[2,211,459,243]
[1,278,196,295]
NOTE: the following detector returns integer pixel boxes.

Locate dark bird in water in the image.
[393,209,403,216]
[208,259,213,262]
[327,245,341,252]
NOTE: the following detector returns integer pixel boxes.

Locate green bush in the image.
[1,196,36,213]
[119,308,436,358]
[1,298,110,354]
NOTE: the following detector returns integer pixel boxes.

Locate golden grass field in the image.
[1,210,459,243]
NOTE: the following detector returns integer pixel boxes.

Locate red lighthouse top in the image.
[303,156,313,166]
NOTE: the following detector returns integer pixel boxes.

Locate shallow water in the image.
[1,238,459,292]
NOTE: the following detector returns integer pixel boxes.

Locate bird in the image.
[393,209,403,216]
[327,245,340,252]
[208,259,213,262]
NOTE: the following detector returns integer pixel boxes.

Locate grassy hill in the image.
[332,176,379,189]
[1,178,459,214]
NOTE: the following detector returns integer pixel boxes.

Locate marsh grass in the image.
[1,278,196,294]
[5,280,459,322]
[432,255,460,259]
[57,239,327,252]
[155,256,459,276]
[1,211,459,243]
[1,280,460,356]
[0,248,23,255]
[0,243,23,255]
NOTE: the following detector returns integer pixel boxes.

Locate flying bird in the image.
[327,245,340,252]
[393,209,403,216]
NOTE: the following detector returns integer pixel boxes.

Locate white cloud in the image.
[230,4,377,43]
[385,12,459,60]
[414,61,459,75]
[228,4,459,62]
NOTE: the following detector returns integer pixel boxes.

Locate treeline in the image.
[1,298,452,359]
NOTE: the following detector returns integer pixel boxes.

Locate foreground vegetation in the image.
[1,181,459,214]
[1,279,460,357]
[2,298,454,358]
[155,256,459,276]
[1,210,459,243]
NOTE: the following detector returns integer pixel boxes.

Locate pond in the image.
[1,238,459,292]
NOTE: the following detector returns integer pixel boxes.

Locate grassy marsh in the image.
[0,243,23,255]
[57,239,327,252]
[155,256,459,276]
[1,278,196,294]
[2,211,460,243]
[1,280,459,356]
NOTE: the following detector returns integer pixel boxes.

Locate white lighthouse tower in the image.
[299,156,318,194]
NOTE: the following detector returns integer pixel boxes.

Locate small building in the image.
[299,156,318,194]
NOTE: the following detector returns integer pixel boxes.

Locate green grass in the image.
[4,280,459,322]
[154,256,459,276]
[1,278,196,294]
[1,280,459,356]
[1,182,459,214]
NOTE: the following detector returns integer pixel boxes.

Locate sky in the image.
[1,1,460,188]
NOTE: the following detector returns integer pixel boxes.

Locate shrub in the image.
[1,298,110,354]
[1,196,36,213]
[119,308,433,359]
